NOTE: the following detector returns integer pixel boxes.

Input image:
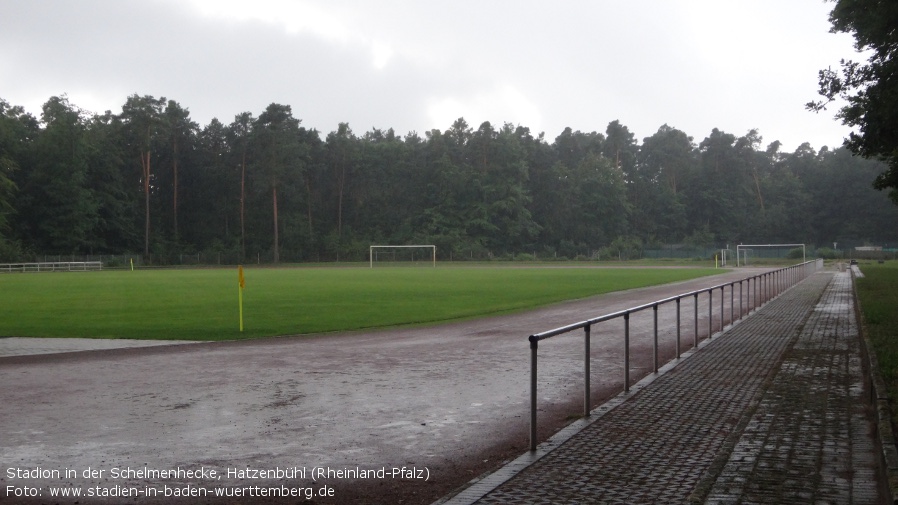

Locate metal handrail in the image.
[527,259,822,451]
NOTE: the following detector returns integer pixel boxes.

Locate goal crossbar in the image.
[736,243,805,267]
[369,245,436,267]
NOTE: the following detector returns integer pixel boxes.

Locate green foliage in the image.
[0,266,720,340]
[0,99,33,241]
[814,247,840,259]
[684,226,716,249]
[787,247,805,259]
[809,0,898,203]
[601,236,643,260]
[0,94,897,263]
[18,96,100,253]
[0,237,27,262]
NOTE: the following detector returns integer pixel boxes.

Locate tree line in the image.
[0,94,896,263]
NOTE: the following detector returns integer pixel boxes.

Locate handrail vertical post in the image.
[730,283,734,327]
[676,297,681,359]
[653,304,659,373]
[693,293,699,348]
[624,313,631,392]
[584,325,591,417]
[529,335,538,451]
[720,286,724,333]
[752,275,760,310]
[708,289,713,339]
[748,277,752,311]
[739,280,743,320]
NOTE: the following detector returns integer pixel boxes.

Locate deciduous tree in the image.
[808,0,898,203]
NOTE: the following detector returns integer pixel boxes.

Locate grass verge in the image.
[856,262,898,425]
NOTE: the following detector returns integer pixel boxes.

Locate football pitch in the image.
[0,265,721,341]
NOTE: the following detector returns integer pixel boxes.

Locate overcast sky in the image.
[1,0,860,151]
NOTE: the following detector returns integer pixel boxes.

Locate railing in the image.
[0,261,103,273]
[527,259,823,451]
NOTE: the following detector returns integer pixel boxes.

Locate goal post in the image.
[736,243,805,267]
[369,245,436,268]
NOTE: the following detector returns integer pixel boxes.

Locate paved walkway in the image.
[438,271,883,504]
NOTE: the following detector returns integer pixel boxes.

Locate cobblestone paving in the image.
[703,272,878,504]
[455,272,881,504]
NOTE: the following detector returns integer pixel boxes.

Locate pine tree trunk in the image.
[306,178,313,233]
[272,183,279,263]
[240,150,246,262]
[172,136,179,241]
[142,149,151,258]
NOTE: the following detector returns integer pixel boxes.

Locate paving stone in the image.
[438,272,883,505]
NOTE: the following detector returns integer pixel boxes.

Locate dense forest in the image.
[1,94,896,263]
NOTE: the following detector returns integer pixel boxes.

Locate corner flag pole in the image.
[238,265,245,332]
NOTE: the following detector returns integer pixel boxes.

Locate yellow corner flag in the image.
[238,265,245,332]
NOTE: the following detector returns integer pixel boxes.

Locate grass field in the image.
[0,265,722,341]
[856,262,898,424]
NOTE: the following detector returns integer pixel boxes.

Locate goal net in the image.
[369,245,436,267]
[736,243,805,266]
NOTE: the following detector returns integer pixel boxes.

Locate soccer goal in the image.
[369,245,436,267]
[736,243,805,267]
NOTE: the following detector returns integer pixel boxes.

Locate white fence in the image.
[0,261,103,273]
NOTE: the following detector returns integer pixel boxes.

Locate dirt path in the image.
[0,268,769,504]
